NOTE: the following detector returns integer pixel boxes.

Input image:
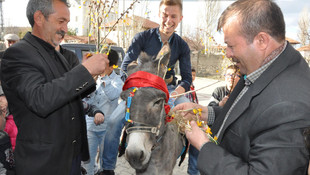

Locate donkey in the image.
[120,43,185,175]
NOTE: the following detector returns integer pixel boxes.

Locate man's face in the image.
[42,1,70,47]
[223,16,261,75]
[5,40,18,48]
[158,4,183,36]
[225,68,241,90]
[192,71,196,82]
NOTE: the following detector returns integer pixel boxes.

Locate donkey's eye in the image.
[153,99,162,106]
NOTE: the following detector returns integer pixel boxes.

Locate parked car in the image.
[61,43,125,74]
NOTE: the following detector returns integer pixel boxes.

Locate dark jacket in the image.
[199,43,310,175]
[0,32,96,175]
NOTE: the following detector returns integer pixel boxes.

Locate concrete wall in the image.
[190,51,232,79]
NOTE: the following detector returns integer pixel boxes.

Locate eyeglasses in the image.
[224,74,241,78]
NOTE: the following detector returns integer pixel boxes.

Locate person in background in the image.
[185,68,198,104]
[208,65,241,107]
[102,0,192,174]
[0,0,108,174]
[185,68,200,175]
[0,86,14,175]
[0,34,20,59]
[173,0,310,174]
[3,34,20,49]
[82,49,123,175]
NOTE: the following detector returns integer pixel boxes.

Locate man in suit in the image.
[0,34,20,62]
[173,0,310,174]
[0,0,109,174]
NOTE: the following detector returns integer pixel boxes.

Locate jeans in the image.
[83,130,106,175]
[167,84,190,108]
[187,145,200,175]
[101,101,126,170]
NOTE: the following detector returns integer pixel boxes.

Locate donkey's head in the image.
[121,43,171,171]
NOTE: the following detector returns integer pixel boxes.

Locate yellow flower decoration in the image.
[196,121,202,127]
[206,127,212,135]
[168,68,171,71]
[133,88,137,93]
[113,65,118,69]
[193,109,198,114]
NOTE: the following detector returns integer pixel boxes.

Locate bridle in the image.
[122,70,172,149]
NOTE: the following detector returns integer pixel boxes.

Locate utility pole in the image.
[0,0,4,40]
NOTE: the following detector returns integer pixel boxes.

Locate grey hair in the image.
[26,0,70,27]
[217,0,285,43]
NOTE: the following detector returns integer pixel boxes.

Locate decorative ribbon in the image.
[123,71,170,115]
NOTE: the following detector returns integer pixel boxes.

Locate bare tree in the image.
[201,0,220,54]
[298,7,310,46]
[86,0,139,52]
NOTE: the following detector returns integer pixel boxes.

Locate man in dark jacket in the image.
[0,0,109,174]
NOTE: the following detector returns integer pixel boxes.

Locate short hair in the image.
[103,49,119,67]
[191,68,196,73]
[26,0,70,27]
[159,0,183,12]
[217,0,285,43]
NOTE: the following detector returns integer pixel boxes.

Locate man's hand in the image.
[94,113,104,125]
[185,121,210,150]
[82,53,109,76]
[172,102,208,121]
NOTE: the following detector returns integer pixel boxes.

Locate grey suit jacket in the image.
[198,43,310,175]
[1,32,96,175]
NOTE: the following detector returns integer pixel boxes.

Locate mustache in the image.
[56,30,66,39]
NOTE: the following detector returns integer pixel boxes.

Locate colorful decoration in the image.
[169,108,218,145]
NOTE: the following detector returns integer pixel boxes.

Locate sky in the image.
[2,0,310,44]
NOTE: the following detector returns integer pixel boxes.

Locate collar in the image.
[156,28,173,47]
[98,70,116,81]
[245,41,287,86]
[31,33,55,53]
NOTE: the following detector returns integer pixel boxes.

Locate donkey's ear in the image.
[127,61,139,76]
[154,42,170,67]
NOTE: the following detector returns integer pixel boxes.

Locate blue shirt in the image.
[84,71,124,131]
[121,28,192,91]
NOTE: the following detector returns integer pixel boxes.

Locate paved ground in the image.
[114,77,225,175]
